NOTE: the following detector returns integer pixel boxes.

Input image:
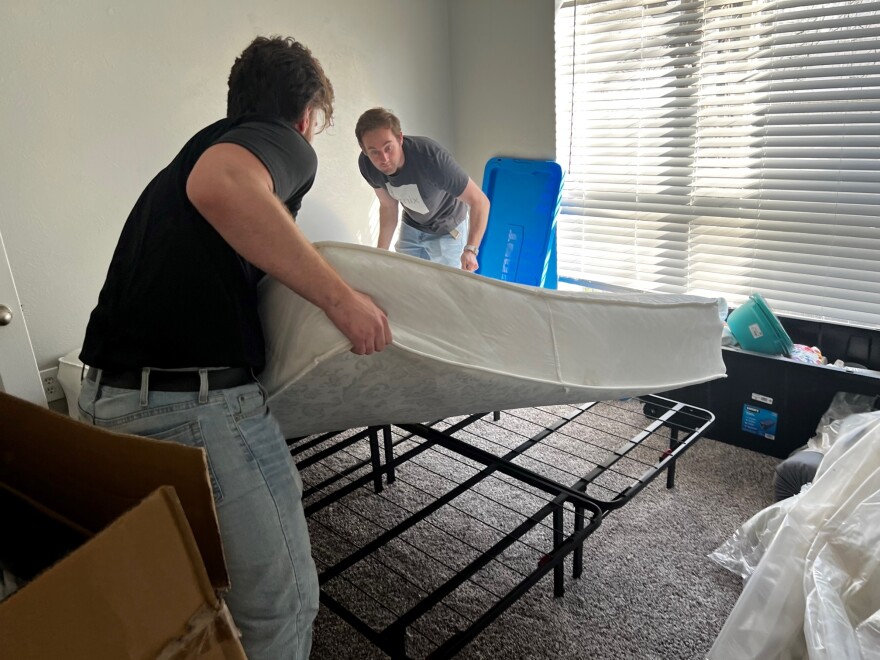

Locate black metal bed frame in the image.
[288,394,714,659]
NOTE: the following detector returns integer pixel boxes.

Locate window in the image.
[555,0,880,328]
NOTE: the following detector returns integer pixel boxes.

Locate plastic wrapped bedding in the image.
[258,242,726,437]
[708,411,880,660]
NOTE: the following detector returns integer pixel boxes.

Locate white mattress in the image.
[258,242,726,437]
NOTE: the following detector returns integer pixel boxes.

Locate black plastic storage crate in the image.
[660,319,880,459]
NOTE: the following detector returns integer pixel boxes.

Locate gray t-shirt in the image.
[358,135,469,234]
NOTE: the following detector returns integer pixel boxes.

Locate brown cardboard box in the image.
[0,391,247,659]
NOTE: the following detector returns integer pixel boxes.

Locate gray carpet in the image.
[296,401,780,659]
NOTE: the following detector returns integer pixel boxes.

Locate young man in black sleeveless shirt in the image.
[78,36,391,659]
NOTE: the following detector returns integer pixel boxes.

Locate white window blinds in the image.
[555,0,880,328]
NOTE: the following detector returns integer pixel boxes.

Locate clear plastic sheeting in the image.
[708,483,810,580]
[708,411,880,660]
[806,392,879,455]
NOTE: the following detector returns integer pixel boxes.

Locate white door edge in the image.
[0,229,47,406]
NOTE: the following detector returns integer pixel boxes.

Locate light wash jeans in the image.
[397,218,468,268]
[78,371,318,660]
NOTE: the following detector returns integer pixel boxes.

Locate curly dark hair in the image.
[355,107,402,147]
[227,36,334,133]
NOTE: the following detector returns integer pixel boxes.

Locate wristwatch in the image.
[464,245,479,256]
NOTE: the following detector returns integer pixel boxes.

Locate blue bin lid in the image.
[476,158,563,288]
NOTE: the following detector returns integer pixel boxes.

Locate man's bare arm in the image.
[187,142,391,354]
[458,178,490,271]
[374,187,400,250]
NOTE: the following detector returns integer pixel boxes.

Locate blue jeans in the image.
[397,218,468,268]
[78,371,318,660]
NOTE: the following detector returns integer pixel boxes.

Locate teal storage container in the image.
[727,293,794,356]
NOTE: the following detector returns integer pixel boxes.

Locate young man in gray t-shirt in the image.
[356,107,490,271]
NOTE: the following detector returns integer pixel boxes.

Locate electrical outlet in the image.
[40,366,66,403]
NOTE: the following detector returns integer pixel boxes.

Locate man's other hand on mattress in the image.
[461,248,478,272]
[325,290,393,355]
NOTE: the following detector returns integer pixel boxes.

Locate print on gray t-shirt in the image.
[359,136,469,234]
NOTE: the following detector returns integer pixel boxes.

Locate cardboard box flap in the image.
[0,391,228,591]
[0,487,245,659]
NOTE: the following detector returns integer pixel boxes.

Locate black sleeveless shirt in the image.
[80,116,316,372]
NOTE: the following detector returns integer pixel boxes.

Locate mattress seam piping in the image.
[547,298,563,383]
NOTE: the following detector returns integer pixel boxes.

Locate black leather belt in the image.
[87,367,254,392]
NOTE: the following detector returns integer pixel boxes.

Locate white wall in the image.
[448,0,556,185]
[0,0,453,368]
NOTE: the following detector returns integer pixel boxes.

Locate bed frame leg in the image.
[368,426,383,493]
[553,505,565,597]
[573,505,584,579]
[666,428,681,489]
[382,425,395,484]
[493,410,501,421]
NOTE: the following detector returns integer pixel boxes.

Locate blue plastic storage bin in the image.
[476,158,563,288]
[727,293,794,356]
